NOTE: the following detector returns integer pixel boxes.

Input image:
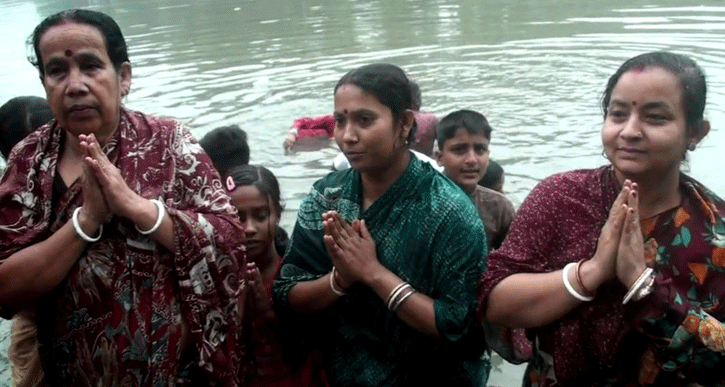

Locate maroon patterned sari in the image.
[0,109,249,386]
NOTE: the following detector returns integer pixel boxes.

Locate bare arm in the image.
[364,265,438,338]
[287,272,345,314]
[486,260,605,328]
[486,182,635,328]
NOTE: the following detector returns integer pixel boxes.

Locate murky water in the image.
[1,0,724,385]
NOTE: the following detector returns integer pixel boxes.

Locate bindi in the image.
[65,49,72,57]
[630,64,646,73]
[631,101,637,106]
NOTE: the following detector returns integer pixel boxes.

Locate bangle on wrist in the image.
[575,259,595,297]
[562,262,594,302]
[386,282,416,311]
[72,207,103,243]
[135,199,165,235]
[390,286,417,312]
[329,267,347,296]
[622,267,654,305]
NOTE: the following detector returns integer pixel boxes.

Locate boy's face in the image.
[435,127,490,194]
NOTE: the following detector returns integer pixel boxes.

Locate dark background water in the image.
[1,1,724,385]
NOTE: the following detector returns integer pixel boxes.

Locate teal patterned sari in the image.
[273,155,490,386]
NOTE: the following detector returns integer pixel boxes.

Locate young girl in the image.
[273,63,489,386]
[224,164,325,386]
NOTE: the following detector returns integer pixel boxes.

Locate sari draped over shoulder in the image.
[478,166,725,386]
[0,109,249,386]
[273,155,490,387]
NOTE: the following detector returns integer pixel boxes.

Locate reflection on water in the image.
[1,1,724,382]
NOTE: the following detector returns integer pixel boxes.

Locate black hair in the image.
[436,109,492,149]
[28,9,130,77]
[199,125,250,177]
[602,51,707,138]
[334,63,417,144]
[0,96,53,159]
[409,80,422,111]
[478,160,504,191]
[225,164,288,255]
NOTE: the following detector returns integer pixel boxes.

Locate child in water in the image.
[224,165,326,386]
[435,109,515,250]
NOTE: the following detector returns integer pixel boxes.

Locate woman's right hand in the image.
[586,180,633,288]
[77,149,109,233]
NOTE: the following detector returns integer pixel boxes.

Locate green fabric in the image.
[272,155,489,387]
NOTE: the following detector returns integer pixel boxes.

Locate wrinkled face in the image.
[602,67,688,180]
[229,185,279,261]
[333,83,409,174]
[38,22,131,142]
[436,128,490,194]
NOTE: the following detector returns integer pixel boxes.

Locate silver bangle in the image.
[72,207,102,243]
[135,199,165,235]
[562,262,594,302]
[623,268,654,305]
[386,282,411,310]
[329,267,347,296]
[390,287,417,312]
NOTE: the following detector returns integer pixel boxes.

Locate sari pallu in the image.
[478,166,725,386]
[0,109,249,386]
[273,155,490,387]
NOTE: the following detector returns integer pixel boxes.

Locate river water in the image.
[1,0,724,385]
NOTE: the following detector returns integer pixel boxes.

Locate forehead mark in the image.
[65,49,73,57]
[632,101,637,106]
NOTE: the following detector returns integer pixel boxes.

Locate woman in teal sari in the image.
[272,64,490,386]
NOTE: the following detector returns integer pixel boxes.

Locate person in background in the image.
[0,96,53,161]
[479,159,506,193]
[273,63,489,386]
[435,109,515,250]
[199,124,250,177]
[0,9,248,385]
[283,81,439,156]
[479,51,725,386]
[225,164,327,386]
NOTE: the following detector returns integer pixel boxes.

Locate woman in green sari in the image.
[272,64,490,386]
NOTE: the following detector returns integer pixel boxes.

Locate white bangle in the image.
[623,267,654,305]
[135,199,165,235]
[72,207,102,243]
[562,262,594,302]
[329,267,347,296]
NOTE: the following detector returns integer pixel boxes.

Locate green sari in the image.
[273,155,489,387]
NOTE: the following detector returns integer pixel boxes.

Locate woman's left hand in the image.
[79,133,142,219]
[616,183,648,288]
[322,211,382,287]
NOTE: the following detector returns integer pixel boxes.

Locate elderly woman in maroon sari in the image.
[0,9,247,386]
[479,51,725,386]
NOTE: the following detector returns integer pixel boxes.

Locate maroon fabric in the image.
[0,109,249,386]
[478,166,725,386]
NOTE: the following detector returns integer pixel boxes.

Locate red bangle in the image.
[575,259,595,297]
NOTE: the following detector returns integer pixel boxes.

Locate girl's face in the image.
[602,66,690,181]
[333,83,411,174]
[229,185,279,260]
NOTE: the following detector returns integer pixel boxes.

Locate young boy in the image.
[435,109,515,249]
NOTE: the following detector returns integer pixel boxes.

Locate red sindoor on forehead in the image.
[65,49,72,57]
